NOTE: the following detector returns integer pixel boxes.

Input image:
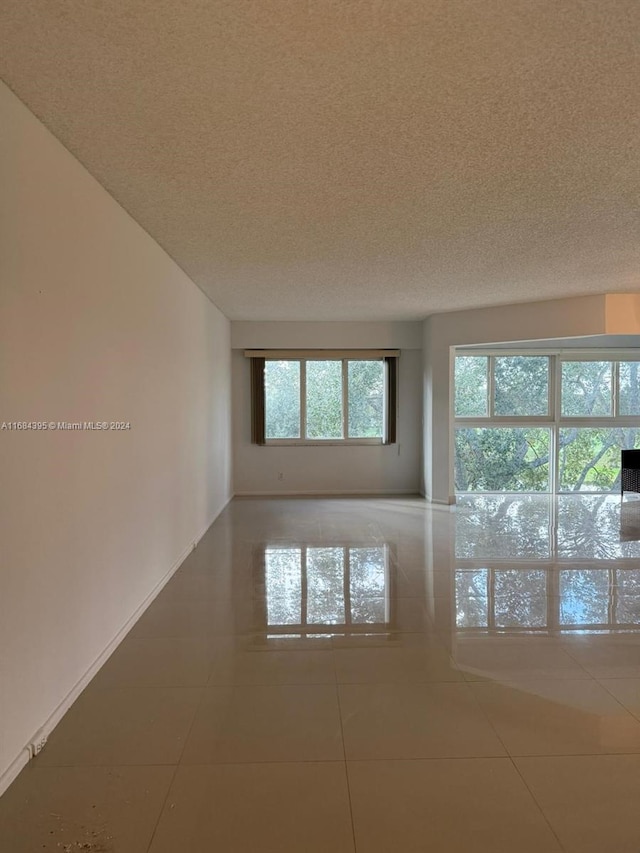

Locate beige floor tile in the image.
[452,637,592,681]
[88,637,218,688]
[128,598,261,638]
[181,684,343,763]
[560,636,640,678]
[471,679,640,756]
[0,765,174,853]
[515,755,640,853]
[385,597,434,632]
[8,495,640,852]
[207,648,336,685]
[36,687,202,766]
[334,644,463,683]
[348,758,561,853]
[153,573,226,603]
[599,677,640,720]
[149,762,354,853]
[391,576,430,599]
[338,683,505,759]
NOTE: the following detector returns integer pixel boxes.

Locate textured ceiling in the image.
[1,0,639,321]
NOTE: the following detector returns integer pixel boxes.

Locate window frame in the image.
[246,349,398,446]
[454,353,553,423]
[453,349,640,495]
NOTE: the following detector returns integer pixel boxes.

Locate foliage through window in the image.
[262,357,390,442]
[454,353,640,494]
[455,427,550,492]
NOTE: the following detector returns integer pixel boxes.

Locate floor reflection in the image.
[456,493,640,560]
[455,566,640,632]
[258,543,392,639]
[454,495,640,636]
[620,497,640,542]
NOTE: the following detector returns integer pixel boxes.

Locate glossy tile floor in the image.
[3,494,640,851]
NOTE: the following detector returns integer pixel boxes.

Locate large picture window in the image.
[454,352,640,494]
[247,350,398,445]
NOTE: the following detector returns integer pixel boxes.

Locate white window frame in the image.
[264,356,388,446]
[453,349,640,495]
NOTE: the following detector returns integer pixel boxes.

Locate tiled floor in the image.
[2,494,640,851]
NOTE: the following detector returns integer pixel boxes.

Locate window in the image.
[455,427,551,492]
[454,355,550,419]
[247,350,398,444]
[454,352,640,494]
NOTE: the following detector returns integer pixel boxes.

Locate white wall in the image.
[422,294,624,503]
[232,322,422,495]
[0,82,232,790]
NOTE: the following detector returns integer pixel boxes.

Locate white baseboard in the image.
[0,494,231,799]
[233,489,421,497]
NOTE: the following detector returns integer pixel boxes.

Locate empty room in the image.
[2,1,640,851]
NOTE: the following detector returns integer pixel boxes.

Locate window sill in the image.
[263,439,385,447]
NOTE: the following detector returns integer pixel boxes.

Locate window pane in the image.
[455,568,488,627]
[265,361,300,438]
[619,362,640,415]
[455,427,550,492]
[494,356,549,416]
[306,361,343,439]
[494,569,547,627]
[348,361,384,438]
[455,356,488,417]
[560,569,609,626]
[616,570,640,625]
[349,547,386,598]
[307,547,345,624]
[350,546,387,624]
[558,427,640,492]
[561,361,613,416]
[265,548,302,625]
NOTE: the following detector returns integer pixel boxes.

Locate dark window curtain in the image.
[250,357,266,445]
[384,356,398,444]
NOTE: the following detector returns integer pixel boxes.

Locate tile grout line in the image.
[465,682,568,853]
[334,677,359,853]
[594,676,640,723]
[144,685,207,853]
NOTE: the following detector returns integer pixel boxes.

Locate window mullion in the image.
[343,547,351,629]
[301,547,308,629]
[300,360,307,440]
[488,356,495,417]
[553,354,561,496]
[342,360,348,440]
[488,568,495,632]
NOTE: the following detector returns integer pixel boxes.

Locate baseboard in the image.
[233,489,421,497]
[0,493,232,799]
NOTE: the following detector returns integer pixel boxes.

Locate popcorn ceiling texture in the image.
[1,0,639,321]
